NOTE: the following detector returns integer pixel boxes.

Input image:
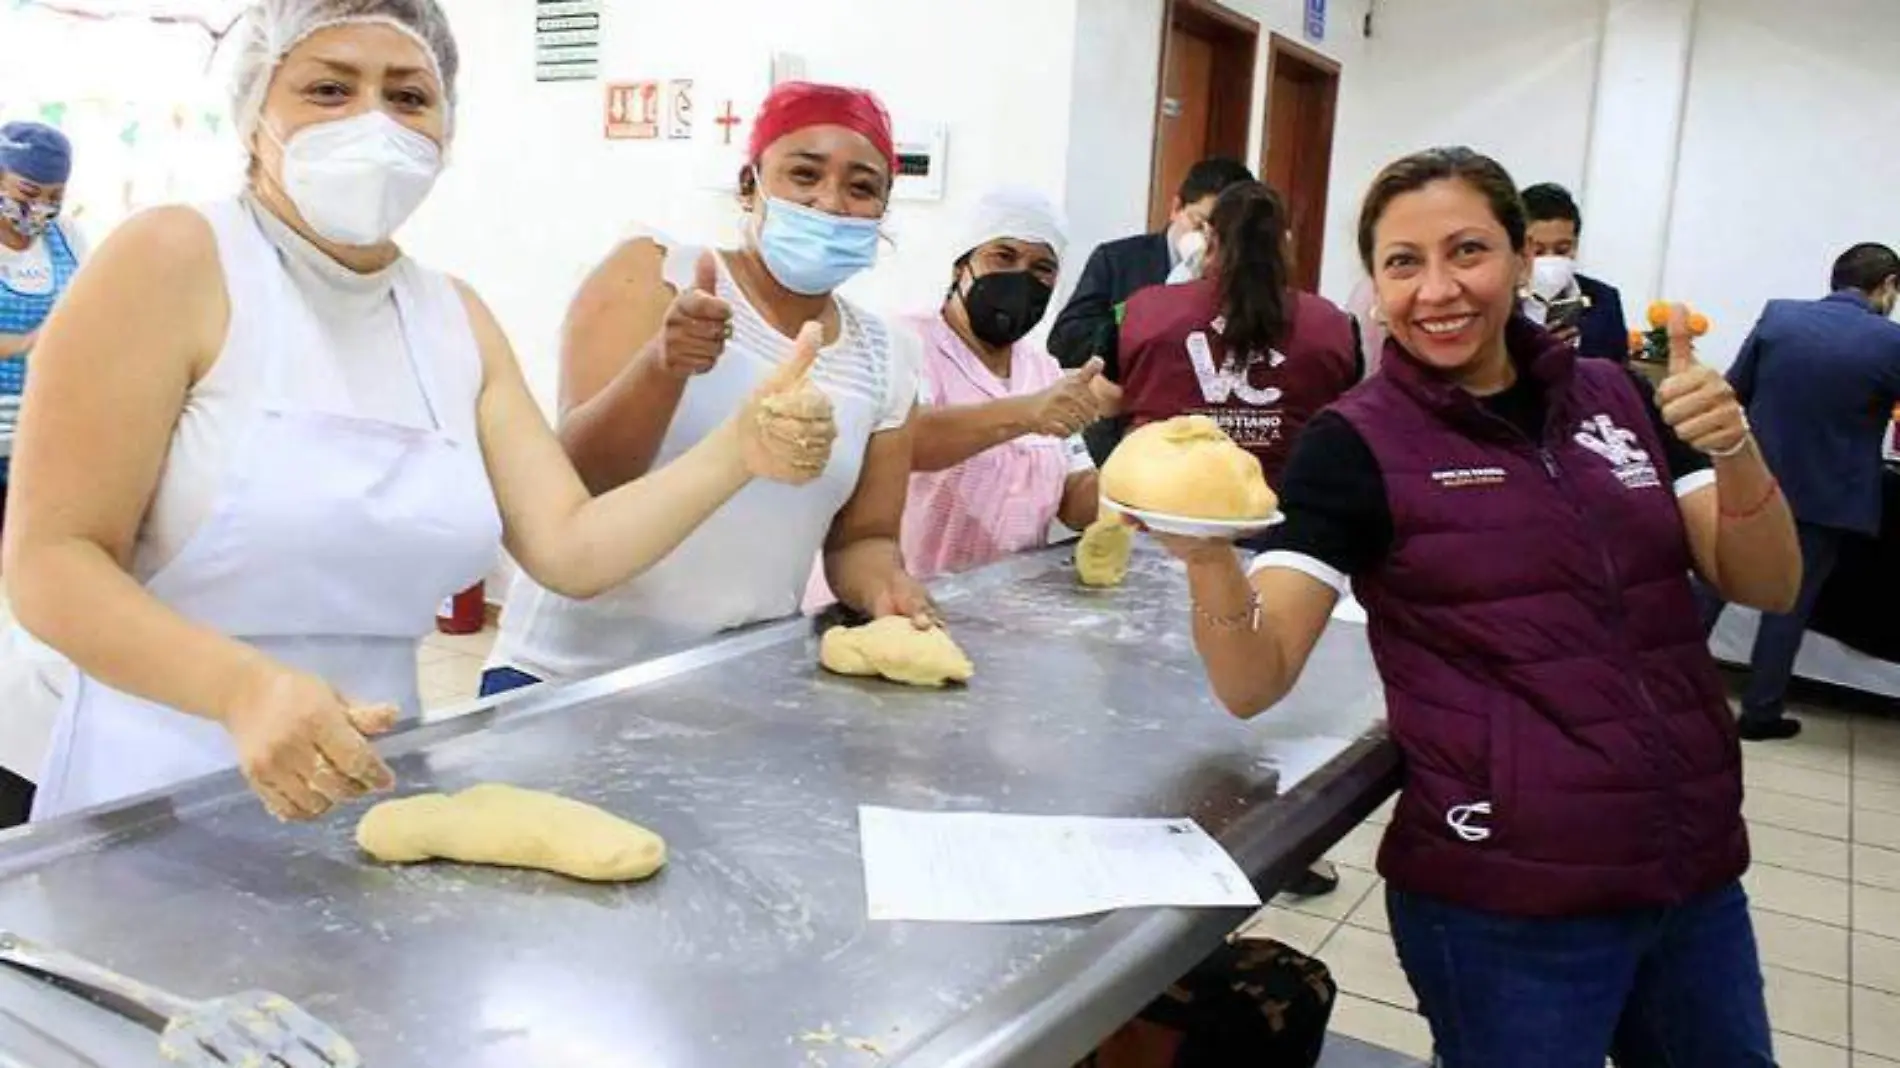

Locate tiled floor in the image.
[1235,698,1900,1066]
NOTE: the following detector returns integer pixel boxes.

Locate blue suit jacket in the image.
[1728,290,1900,535]
[1577,274,1628,364]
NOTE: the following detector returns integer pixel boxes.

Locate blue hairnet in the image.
[228,0,460,144]
[0,122,74,186]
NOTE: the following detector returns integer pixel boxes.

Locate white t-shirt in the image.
[492,238,921,682]
[0,220,87,298]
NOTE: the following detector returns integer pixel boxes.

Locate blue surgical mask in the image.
[753,196,880,295]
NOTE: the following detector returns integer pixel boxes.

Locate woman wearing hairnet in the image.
[0,121,85,825]
[2,0,835,823]
[484,80,934,696]
[901,186,1104,580]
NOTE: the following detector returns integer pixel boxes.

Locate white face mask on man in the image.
[268,111,442,247]
[1528,255,1578,301]
[1167,228,1208,285]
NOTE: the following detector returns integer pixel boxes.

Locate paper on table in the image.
[858,806,1262,923]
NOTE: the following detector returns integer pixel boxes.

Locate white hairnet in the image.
[228,0,460,145]
[956,186,1069,266]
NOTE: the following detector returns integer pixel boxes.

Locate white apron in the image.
[30,201,500,820]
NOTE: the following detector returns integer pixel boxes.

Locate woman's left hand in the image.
[871,572,941,629]
[1656,303,1749,456]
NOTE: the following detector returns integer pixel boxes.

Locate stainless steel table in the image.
[0,546,1397,1067]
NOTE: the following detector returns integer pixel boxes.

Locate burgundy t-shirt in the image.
[1116,278,1361,487]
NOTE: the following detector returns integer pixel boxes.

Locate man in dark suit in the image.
[1703,243,1900,740]
[1521,183,1630,363]
[1049,158,1256,465]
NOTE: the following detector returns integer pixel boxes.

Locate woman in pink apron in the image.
[900,186,1103,580]
[1,0,833,824]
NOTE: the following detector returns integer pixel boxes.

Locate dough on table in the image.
[1100,415,1278,520]
[1076,516,1135,587]
[819,617,975,688]
[356,783,666,882]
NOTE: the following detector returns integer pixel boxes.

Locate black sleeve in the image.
[1239,412,1395,579]
[1623,368,1712,486]
[1348,315,1367,383]
[1049,247,1118,372]
[1097,316,1122,382]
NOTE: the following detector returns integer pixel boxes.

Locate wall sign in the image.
[1304,0,1326,42]
[604,82,661,140]
[666,79,695,140]
[536,0,600,82]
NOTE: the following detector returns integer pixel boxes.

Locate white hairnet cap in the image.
[228,0,460,145]
[956,186,1069,266]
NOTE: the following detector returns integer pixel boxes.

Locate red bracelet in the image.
[1720,477,1781,521]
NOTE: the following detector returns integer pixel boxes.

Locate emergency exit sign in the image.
[1304,0,1326,42]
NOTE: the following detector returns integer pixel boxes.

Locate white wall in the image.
[406,0,1079,408]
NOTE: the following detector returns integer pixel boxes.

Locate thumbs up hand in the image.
[1655,302,1750,457]
[656,251,733,379]
[1028,357,1106,438]
[737,322,837,485]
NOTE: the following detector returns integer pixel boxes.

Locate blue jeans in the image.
[478,666,543,698]
[1387,881,1772,1068]
[1699,520,1844,723]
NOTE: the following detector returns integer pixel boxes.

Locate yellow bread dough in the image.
[819,617,975,688]
[1076,516,1135,587]
[1100,415,1278,520]
[356,783,666,882]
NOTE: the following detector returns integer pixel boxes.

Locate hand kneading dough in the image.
[1076,516,1135,587]
[1100,415,1277,520]
[356,783,666,882]
[820,617,975,687]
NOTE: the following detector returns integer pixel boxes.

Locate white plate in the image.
[1100,497,1285,539]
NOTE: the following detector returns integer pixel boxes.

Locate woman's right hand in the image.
[654,252,733,379]
[735,322,837,485]
[1028,358,1105,437]
[222,664,397,821]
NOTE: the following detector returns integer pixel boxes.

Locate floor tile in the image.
[1854,1056,1900,1068]
[1754,825,1852,880]
[1764,966,1848,1045]
[1753,909,1848,981]
[1745,789,1851,839]
[1327,821,1384,871]
[1364,796,1396,827]
[1854,933,1900,996]
[1345,884,1391,934]
[1791,709,1854,749]
[1747,864,1851,927]
[1321,924,1415,1009]
[1856,749,1900,787]
[1329,994,1432,1061]
[1278,864,1379,923]
[1858,810,1900,853]
[1316,1033,1426,1068]
[1855,885,1900,943]
[1754,733,1856,775]
[1855,986,1900,1060]
[1774,1032,1849,1068]
[422,626,499,659]
[416,641,457,666]
[1856,844,1900,892]
[1235,907,1337,955]
[1858,779,1900,817]
[1746,758,1852,805]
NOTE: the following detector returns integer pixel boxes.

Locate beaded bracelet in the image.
[1194,593,1262,633]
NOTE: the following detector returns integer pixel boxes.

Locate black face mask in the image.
[959,268,1054,348]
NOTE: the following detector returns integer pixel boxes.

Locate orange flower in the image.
[1646,301,1672,328]
[1628,329,1646,353]
[1688,312,1711,337]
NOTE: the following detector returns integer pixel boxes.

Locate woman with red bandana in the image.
[487,82,935,694]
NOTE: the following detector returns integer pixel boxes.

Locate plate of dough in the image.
[1098,415,1283,539]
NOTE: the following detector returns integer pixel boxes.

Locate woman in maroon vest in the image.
[1113,181,1361,487]
[1153,148,1801,1066]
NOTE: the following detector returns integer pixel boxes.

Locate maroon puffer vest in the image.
[1333,319,1747,917]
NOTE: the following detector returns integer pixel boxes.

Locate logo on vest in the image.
[1574,414,1661,490]
[1431,466,1508,489]
[1186,328,1284,407]
[1446,801,1493,843]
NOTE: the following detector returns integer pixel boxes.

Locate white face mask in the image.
[1529,255,1577,301]
[1168,229,1208,284]
[270,111,442,247]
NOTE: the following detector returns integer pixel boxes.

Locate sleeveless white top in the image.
[491,241,920,681]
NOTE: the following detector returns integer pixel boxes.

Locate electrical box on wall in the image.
[891,121,948,202]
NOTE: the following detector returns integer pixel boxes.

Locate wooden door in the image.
[1261,34,1340,293]
[1148,0,1259,231]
